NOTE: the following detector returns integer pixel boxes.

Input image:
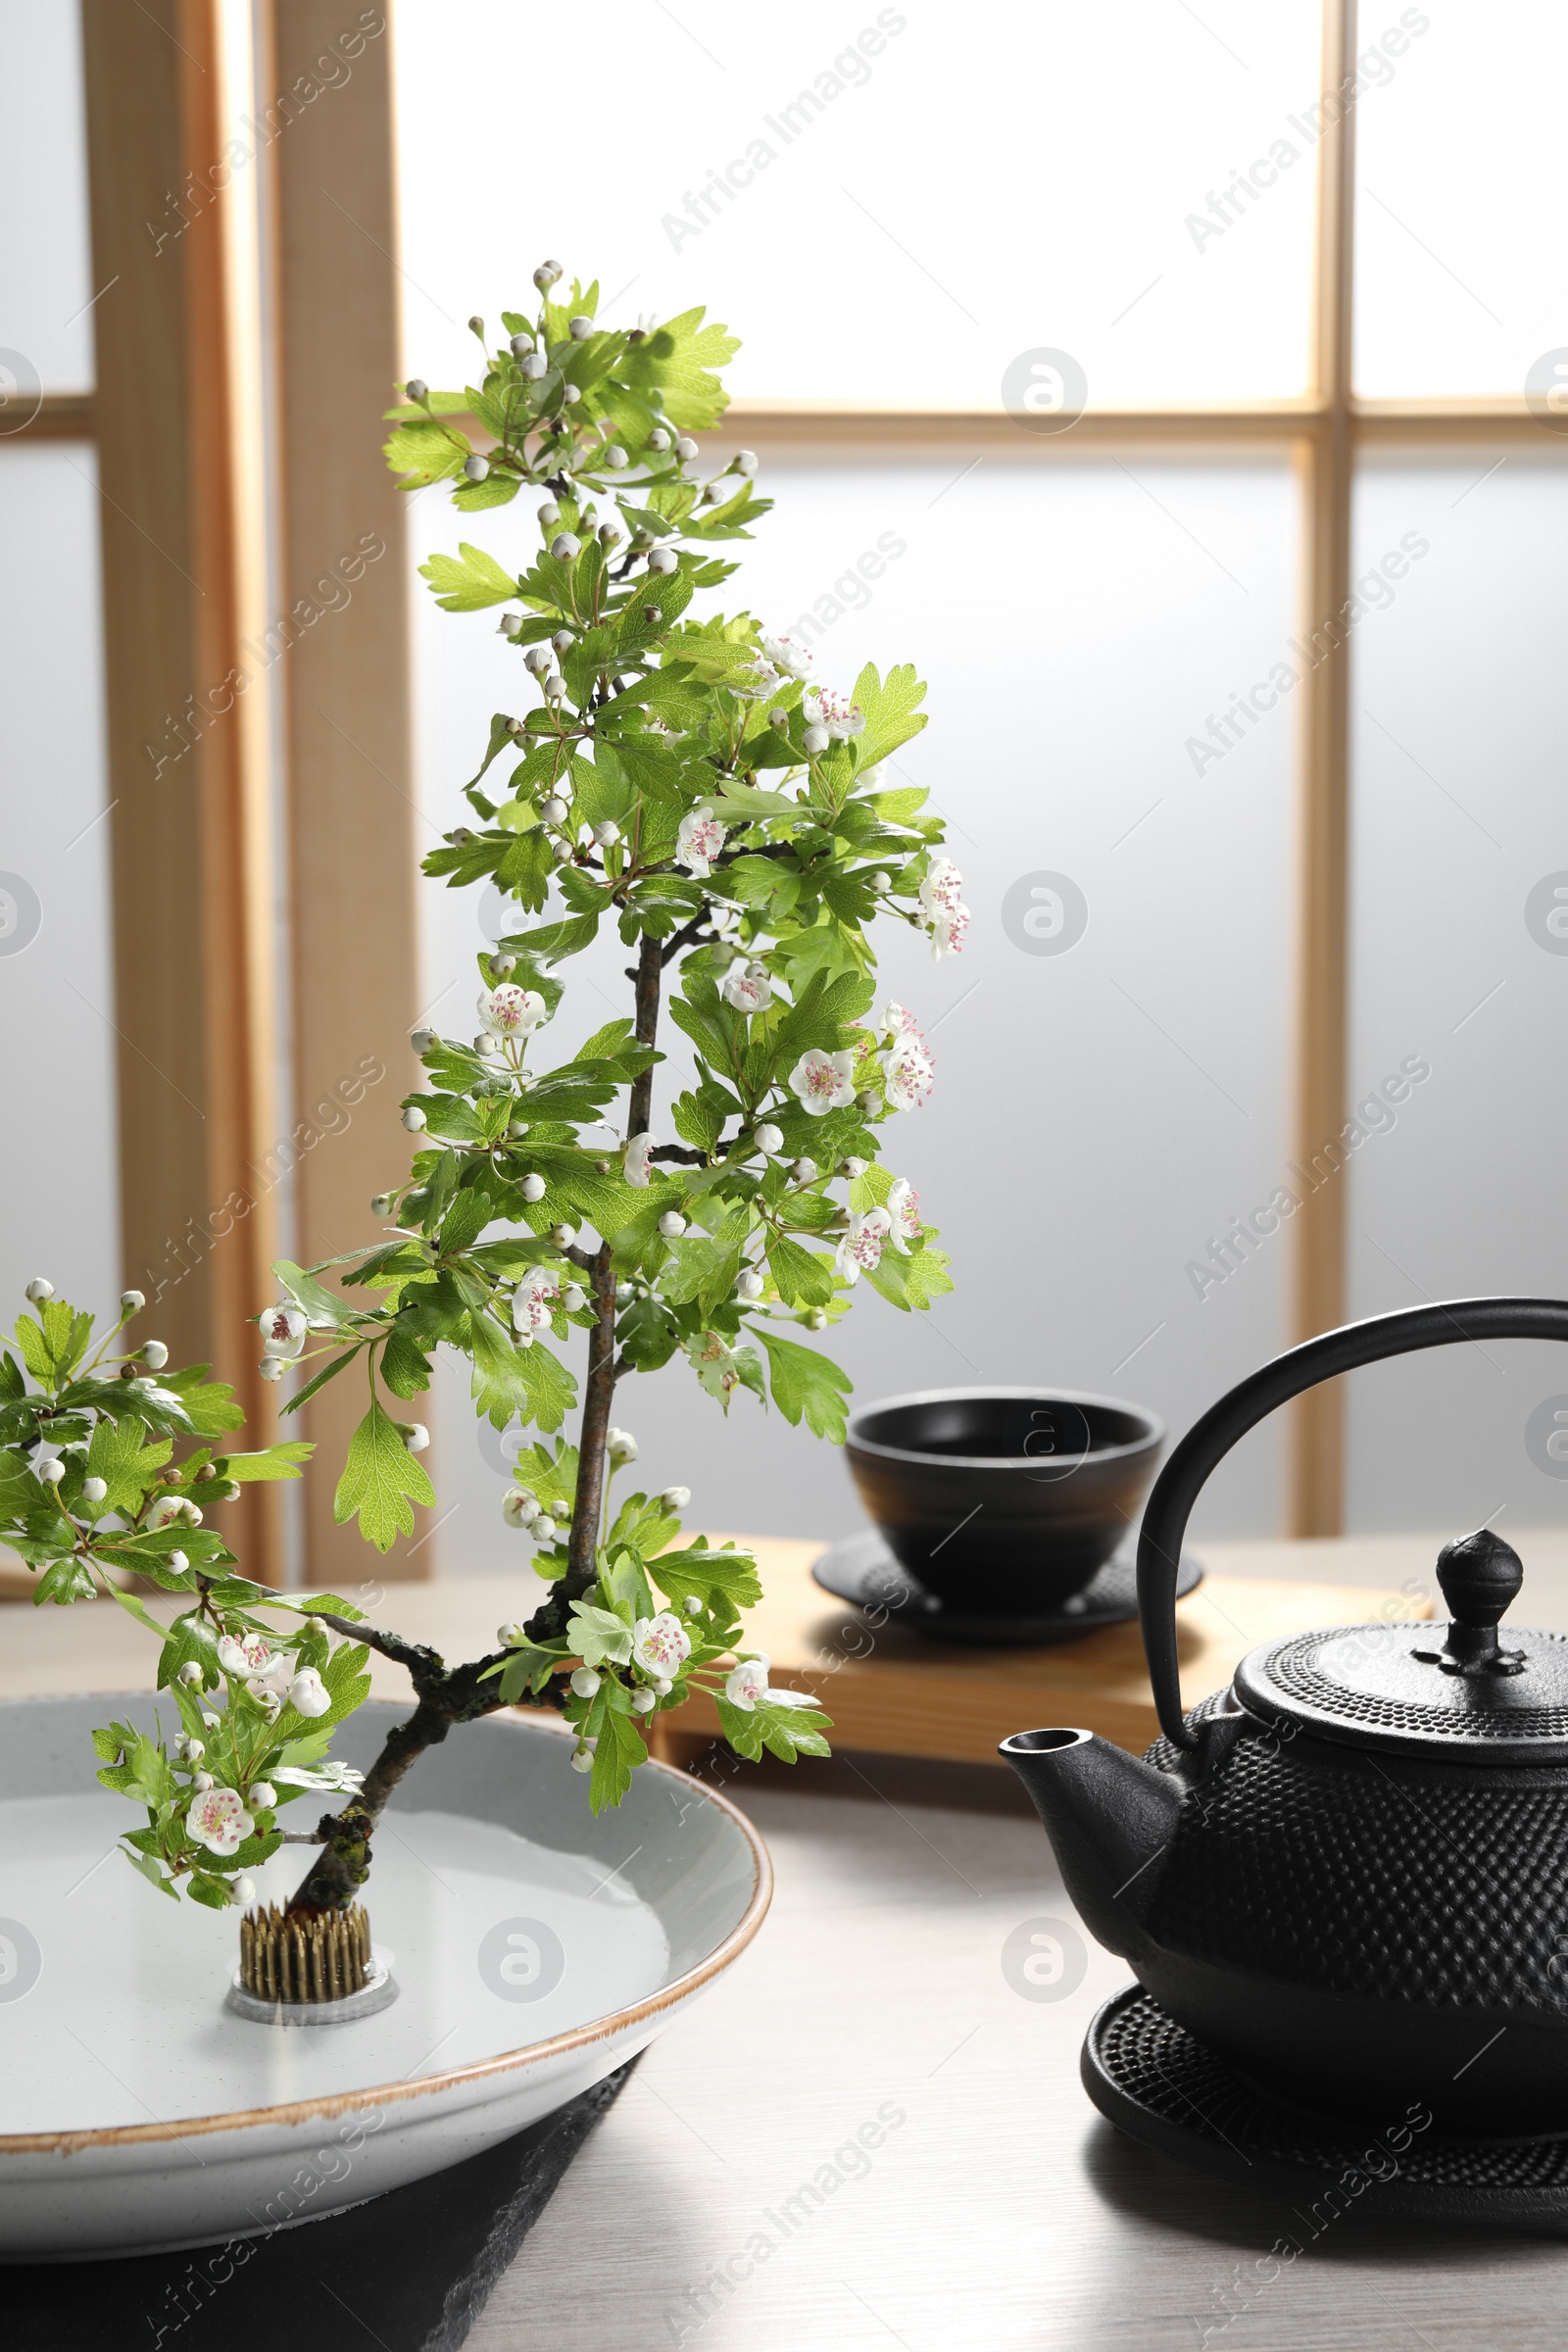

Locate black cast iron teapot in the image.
[1003,1298,1568,2134]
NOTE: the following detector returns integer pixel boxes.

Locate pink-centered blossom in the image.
[633,1613,692,1677]
[724,1654,769,1710]
[790,1049,857,1116]
[918,858,969,958]
[479,984,548,1038]
[721,961,773,1014]
[885,1034,935,1113]
[675,808,727,878]
[513,1266,562,1344]
[835,1206,892,1286]
[760,632,813,680]
[261,1305,307,1360]
[885,1177,921,1253]
[879,1002,920,1040]
[625,1131,656,1187]
[737,656,782,702]
[802,687,864,742]
[186,1784,253,1858]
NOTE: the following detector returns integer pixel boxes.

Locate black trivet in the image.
[811,1529,1202,1645]
[7,2062,634,2349]
[1085,1985,1568,2230]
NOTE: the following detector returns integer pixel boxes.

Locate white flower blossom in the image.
[790,1049,857,1116]
[186,1785,253,1857]
[625,1131,657,1187]
[721,961,773,1014]
[261,1305,307,1359]
[835,1206,892,1286]
[885,1033,935,1113]
[724,1655,769,1711]
[512,1266,562,1344]
[879,1002,920,1040]
[802,687,864,742]
[675,808,727,878]
[918,857,970,958]
[478,983,548,1038]
[737,656,782,701]
[632,1612,692,1677]
[760,632,813,680]
[886,1178,921,1253]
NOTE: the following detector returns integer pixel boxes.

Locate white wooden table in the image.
[7,1531,1568,2346]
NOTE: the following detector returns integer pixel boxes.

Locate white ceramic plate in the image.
[0,1694,770,2260]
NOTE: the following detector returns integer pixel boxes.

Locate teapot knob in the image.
[1416,1528,1527,1678]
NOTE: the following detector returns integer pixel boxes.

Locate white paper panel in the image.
[0,1,95,395]
[0,444,119,1311]
[394,0,1319,408]
[1347,455,1568,1539]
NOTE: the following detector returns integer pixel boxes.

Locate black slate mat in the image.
[8,2061,634,2351]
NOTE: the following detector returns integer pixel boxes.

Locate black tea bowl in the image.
[845,1388,1164,1615]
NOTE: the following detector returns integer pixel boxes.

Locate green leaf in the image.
[765,1235,835,1308]
[384,417,467,487]
[863,1242,956,1315]
[121,1844,178,1899]
[588,1706,647,1814]
[273,1260,357,1331]
[756,1332,854,1442]
[332,1397,436,1552]
[565,1601,634,1669]
[34,1557,97,1606]
[852,662,929,772]
[217,1442,315,1483]
[419,541,520,611]
[618,304,739,432]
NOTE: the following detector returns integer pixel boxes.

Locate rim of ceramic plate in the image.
[846,1385,1165,1471]
[0,1704,773,2156]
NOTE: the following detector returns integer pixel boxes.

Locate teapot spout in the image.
[1000,1727,1184,1959]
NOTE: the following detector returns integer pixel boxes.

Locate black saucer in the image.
[1085,1984,1568,2230]
[809,1530,1201,1646]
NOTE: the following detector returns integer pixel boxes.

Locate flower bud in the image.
[793,1157,817,1182]
[497,1622,524,1647]
[533,1516,558,1543]
[536,501,562,527]
[551,533,581,562]
[568,314,593,339]
[803,725,830,756]
[570,1748,594,1774]
[24,1279,53,1303]
[657,1486,691,1511]
[168,1550,190,1570]
[563,1284,586,1312]
[538,796,568,828]
[288,1669,330,1718]
[631,1690,657,1714]
[370,1192,394,1218]
[405,377,428,401]
[603,445,627,468]
[192,1770,213,1791]
[177,1659,203,1685]
[534,258,563,288]
[599,522,623,546]
[142,1341,169,1370]
[464,455,490,482]
[754,1123,783,1154]
[502,1490,537,1530]
[400,1422,430,1453]
[767,708,789,730]
[411,1026,437,1055]
[551,1221,577,1249]
[36,1458,64,1484]
[676,436,699,461]
[231,1876,257,1906]
[552,629,574,653]
[78,1476,109,1508]
[570,1665,601,1698]
[593,820,620,848]
[647,427,672,454]
[491,953,516,977]
[703,479,727,504]
[520,351,548,380]
[121,1288,145,1314]
[402,1104,427,1131]
[498,612,522,638]
[467,315,484,335]
[510,333,532,359]
[251,1782,276,1809]
[658,1211,686,1239]
[735,450,759,476]
[737,1268,764,1300]
[553,839,574,862]
[648,547,678,575]
[606,1428,638,1464]
[259,1356,284,1382]
[807,1308,828,1331]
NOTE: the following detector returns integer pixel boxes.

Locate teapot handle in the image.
[1138,1297,1568,1748]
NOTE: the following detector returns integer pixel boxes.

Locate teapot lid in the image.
[1234,1530,1568,1762]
